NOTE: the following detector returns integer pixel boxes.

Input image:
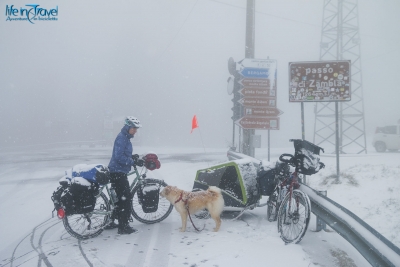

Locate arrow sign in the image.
[238,97,277,107]
[240,68,270,78]
[239,88,275,97]
[239,78,270,88]
[243,107,283,117]
[235,116,280,130]
[238,58,277,69]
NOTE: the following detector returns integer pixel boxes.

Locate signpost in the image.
[235,58,281,132]
[243,107,283,117]
[236,117,280,130]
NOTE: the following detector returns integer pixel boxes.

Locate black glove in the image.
[132,154,140,160]
[136,159,145,167]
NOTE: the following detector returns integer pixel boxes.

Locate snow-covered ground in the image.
[0,145,399,267]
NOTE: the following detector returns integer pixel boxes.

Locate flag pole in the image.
[191,115,208,165]
[197,127,207,155]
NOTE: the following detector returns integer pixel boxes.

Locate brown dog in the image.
[160,186,224,232]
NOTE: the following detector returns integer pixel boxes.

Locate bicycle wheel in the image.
[267,193,278,222]
[277,189,311,244]
[131,180,173,224]
[63,192,110,240]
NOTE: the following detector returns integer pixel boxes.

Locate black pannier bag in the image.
[291,139,324,175]
[54,178,98,216]
[137,183,160,213]
[257,168,277,196]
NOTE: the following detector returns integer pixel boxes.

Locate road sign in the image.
[289,60,351,102]
[243,107,283,117]
[235,116,280,130]
[239,78,270,88]
[239,88,275,97]
[238,97,277,107]
[240,68,270,78]
[238,58,277,69]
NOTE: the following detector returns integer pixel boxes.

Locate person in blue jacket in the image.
[106,116,144,234]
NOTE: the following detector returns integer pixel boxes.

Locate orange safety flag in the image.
[191,115,199,133]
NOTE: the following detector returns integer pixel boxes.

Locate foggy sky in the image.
[1,0,399,151]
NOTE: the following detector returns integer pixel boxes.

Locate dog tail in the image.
[208,186,221,194]
[208,186,225,213]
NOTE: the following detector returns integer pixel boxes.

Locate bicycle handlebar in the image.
[279,154,294,165]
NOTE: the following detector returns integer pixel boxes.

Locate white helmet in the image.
[125,116,142,128]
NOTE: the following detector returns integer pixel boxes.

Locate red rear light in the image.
[57,208,65,219]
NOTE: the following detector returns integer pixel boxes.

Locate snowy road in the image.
[0,146,374,267]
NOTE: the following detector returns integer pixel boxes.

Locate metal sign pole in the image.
[301,102,306,184]
[243,0,255,157]
[335,102,340,182]
[268,129,270,161]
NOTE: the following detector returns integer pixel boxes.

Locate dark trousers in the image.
[110,172,132,226]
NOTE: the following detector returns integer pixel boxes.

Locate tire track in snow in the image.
[7,218,53,267]
[78,240,93,267]
[125,222,172,267]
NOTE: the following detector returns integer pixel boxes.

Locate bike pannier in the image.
[61,177,98,215]
[291,139,324,175]
[138,183,160,213]
[258,169,277,196]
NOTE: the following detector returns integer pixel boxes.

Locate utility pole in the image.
[242,0,255,157]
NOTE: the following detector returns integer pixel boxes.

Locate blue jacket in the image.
[108,125,135,173]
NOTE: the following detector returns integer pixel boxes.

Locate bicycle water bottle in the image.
[110,188,119,203]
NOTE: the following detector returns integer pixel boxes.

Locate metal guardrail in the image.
[226,150,400,267]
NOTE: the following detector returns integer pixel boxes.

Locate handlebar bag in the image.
[143,153,161,171]
[291,139,324,175]
[137,183,160,213]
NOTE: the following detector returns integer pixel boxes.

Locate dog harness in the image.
[174,192,205,232]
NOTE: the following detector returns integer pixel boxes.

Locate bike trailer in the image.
[138,183,160,213]
[192,159,260,208]
[290,139,324,175]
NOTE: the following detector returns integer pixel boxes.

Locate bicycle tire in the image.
[267,193,278,222]
[63,192,110,240]
[131,180,173,224]
[277,189,311,244]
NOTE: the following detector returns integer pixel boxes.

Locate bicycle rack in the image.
[227,150,400,267]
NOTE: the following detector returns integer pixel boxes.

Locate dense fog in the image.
[1,0,399,151]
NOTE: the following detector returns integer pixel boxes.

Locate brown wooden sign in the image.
[239,88,275,97]
[238,97,277,107]
[235,116,280,130]
[240,78,270,88]
[243,107,283,117]
[289,60,351,102]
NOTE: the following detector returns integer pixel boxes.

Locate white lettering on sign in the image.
[298,79,345,89]
[305,67,333,75]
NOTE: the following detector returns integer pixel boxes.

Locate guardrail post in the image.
[315,190,327,232]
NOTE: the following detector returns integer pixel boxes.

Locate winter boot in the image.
[104,220,119,230]
[118,224,138,235]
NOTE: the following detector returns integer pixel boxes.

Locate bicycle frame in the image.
[280,171,301,214]
[93,166,145,217]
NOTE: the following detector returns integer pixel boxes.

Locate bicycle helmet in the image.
[125,116,142,128]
